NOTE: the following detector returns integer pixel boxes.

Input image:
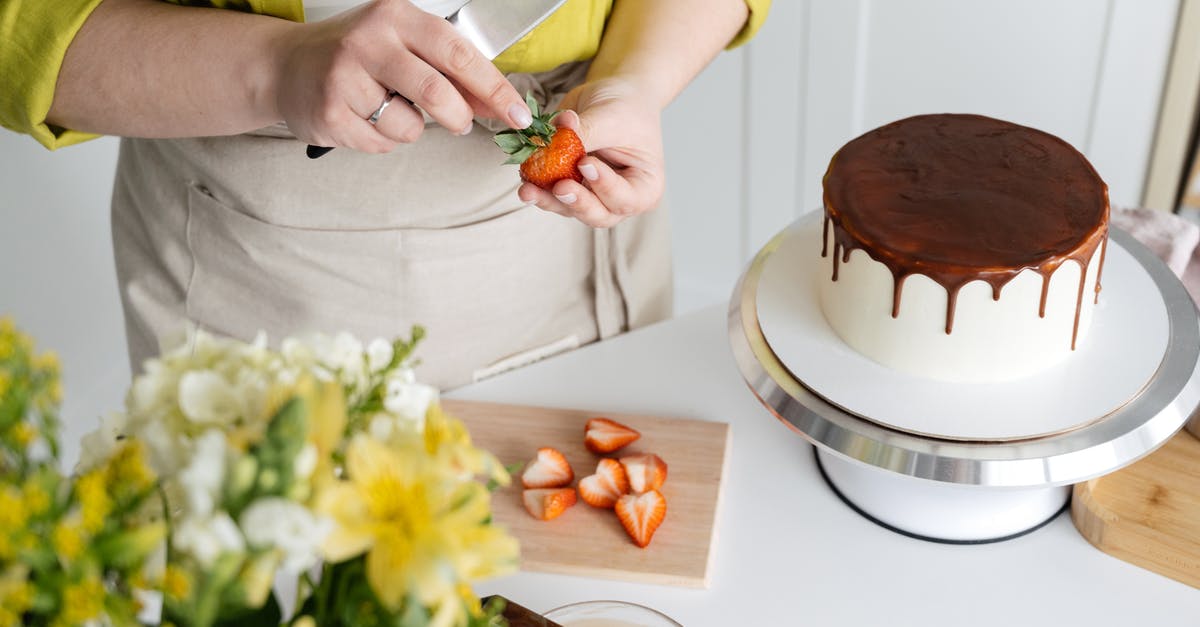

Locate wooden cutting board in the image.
[1072,428,1200,588]
[444,399,732,588]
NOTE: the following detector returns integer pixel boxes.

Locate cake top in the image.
[823,113,1109,272]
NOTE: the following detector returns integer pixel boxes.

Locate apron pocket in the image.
[184,182,405,342]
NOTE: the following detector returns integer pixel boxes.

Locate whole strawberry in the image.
[494,94,585,190]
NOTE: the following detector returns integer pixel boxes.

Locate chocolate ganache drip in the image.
[821,114,1110,348]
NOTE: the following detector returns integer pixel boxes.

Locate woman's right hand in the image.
[272,0,532,153]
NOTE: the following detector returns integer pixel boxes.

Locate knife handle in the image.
[306,145,335,159]
[307,92,417,159]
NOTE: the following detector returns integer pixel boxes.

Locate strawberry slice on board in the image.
[614,489,667,548]
[584,417,641,454]
[620,453,668,494]
[520,447,575,489]
[523,487,578,521]
[578,458,631,509]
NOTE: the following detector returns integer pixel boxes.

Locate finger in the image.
[404,15,531,129]
[370,93,426,143]
[573,155,651,217]
[335,115,399,154]
[518,183,579,219]
[553,109,601,150]
[373,50,476,135]
[548,180,624,229]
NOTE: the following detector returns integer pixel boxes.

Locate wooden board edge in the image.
[1070,479,1112,550]
[518,558,709,589]
[701,421,734,590]
[1071,473,1200,589]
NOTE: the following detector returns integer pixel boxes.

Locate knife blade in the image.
[306,0,568,159]
[448,0,566,61]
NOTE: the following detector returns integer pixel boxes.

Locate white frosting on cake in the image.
[817,245,1104,383]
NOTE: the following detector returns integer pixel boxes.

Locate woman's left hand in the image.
[517,78,665,229]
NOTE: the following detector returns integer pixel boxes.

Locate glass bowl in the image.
[543,600,682,627]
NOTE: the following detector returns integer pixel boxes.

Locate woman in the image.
[1,0,769,388]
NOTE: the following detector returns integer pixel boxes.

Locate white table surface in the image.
[452,305,1199,626]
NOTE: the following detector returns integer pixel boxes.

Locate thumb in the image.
[554,109,593,149]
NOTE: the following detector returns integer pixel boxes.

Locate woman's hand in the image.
[273,0,531,152]
[519,78,666,229]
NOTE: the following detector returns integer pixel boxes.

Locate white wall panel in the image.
[1088,0,1180,207]
[663,48,748,313]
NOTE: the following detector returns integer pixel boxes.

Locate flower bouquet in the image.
[0,317,520,627]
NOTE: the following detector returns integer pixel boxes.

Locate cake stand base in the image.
[814,448,1070,544]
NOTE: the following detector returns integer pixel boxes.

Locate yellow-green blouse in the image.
[0,0,769,149]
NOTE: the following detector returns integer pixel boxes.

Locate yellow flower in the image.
[9,423,34,449]
[46,379,62,406]
[52,521,86,563]
[74,471,111,534]
[317,436,518,623]
[162,565,191,601]
[0,372,9,399]
[0,487,29,537]
[106,440,157,494]
[423,404,509,488]
[262,376,346,490]
[32,350,59,374]
[20,480,50,517]
[0,566,33,616]
[56,575,105,626]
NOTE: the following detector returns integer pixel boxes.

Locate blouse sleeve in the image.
[0,0,303,150]
[728,0,772,49]
[0,0,109,149]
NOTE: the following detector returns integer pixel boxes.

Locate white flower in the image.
[327,332,365,372]
[368,414,395,441]
[280,337,315,368]
[173,512,245,568]
[383,373,437,428]
[293,443,319,480]
[177,430,227,518]
[366,338,394,373]
[140,418,188,477]
[178,370,239,425]
[239,498,333,575]
[77,411,130,471]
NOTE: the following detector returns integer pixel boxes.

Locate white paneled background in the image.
[0,0,1182,459]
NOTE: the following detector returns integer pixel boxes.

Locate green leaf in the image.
[492,133,527,154]
[213,592,283,627]
[501,146,535,165]
[92,522,166,569]
[524,92,539,120]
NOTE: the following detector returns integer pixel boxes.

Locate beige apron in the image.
[111,63,672,389]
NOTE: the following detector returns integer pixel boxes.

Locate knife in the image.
[306,0,568,159]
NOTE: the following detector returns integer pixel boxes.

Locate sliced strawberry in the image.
[578,458,631,509]
[620,453,668,494]
[521,447,574,489]
[523,487,577,521]
[584,418,641,454]
[614,490,667,548]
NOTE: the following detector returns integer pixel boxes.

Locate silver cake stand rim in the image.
[729,219,1200,488]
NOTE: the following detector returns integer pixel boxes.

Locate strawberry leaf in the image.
[525,92,540,120]
[502,146,536,165]
[492,133,527,153]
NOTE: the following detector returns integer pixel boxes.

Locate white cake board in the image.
[756,211,1169,442]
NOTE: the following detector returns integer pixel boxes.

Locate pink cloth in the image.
[1112,207,1200,305]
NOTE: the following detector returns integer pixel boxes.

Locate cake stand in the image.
[729,212,1200,543]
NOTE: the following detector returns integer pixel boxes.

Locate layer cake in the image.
[818,114,1109,382]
